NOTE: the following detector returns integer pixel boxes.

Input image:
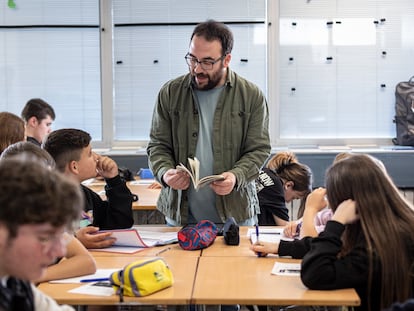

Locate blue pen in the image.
[80,277,109,283]
[255,224,264,257]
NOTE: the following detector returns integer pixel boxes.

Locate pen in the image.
[155,247,171,256]
[80,277,110,283]
[255,224,264,257]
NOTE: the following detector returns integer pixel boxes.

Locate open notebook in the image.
[247,227,294,244]
[91,228,178,254]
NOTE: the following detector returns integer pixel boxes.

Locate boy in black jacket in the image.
[44,128,134,249]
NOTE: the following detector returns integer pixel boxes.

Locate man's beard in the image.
[191,69,224,91]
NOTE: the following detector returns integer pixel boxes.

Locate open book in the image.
[91,228,178,253]
[176,157,224,190]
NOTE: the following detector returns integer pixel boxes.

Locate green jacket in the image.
[147,68,271,225]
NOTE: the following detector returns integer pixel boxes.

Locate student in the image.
[251,154,414,311]
[147,19,271,226]
[43,128,134,249]
[255,151,312,226]
[283,152,353,238]
[0,111,25,154]
[0,141,97,282]
[21,98,55,146]
[0,157,82,311]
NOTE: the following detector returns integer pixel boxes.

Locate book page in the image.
[176,157,224,190]
[176,162,197,187]
[197,175,225,189]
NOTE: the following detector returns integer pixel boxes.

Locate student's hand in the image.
[148,181,162,189]
[305,187,328,213]
[332,199,359,225]
[283,221,300,238]
[163,168,190,190]
[210,172,236,195]
[75,226,116,249]
[250,241,279,257]
[95,155,119,179]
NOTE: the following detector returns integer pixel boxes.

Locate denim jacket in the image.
[147,68,271,225]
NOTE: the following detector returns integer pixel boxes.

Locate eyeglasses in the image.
[184,53,225,70]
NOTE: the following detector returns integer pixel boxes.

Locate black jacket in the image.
[255,168,289,225]
[81,175,134,229]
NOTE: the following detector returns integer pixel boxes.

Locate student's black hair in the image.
[21,98,56,121]
[43,128,91,172]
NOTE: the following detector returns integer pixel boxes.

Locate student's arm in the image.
[250,237,313,259]
[300,220,369,291]
[82,179,134,230]
[36,233,96,283]
[300,188,328,238]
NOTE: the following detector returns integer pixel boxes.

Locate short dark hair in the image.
[43,128,91,172]
[191,19,234,56]
[21,98,56,122]
[0,157,82,238]
[1,141,56,169]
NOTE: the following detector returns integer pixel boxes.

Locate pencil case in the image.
[109,257,174,300]
[177,219,219,250]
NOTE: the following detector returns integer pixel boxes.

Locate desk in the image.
[192,256,360,307]
[89,226,200,258]
[39,226,360,308]
[84,179,160,211]
[38,256,198,305]
[201,226,257,257]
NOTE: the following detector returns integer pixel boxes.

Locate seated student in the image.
[255,151,312,226]
[251,154,414,311]
[0,111,25,154]
[283,152,353,238]
[21,98,55,146]
[43,128,134,249]
[0,156,83,311]
[0,141,96,282]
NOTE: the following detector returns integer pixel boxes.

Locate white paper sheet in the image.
[271,262,301,276]
[50,269,119,284]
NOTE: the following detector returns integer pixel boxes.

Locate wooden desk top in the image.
[85,179,160,210]
[38,256,198,305]
[192,256,360,306]
[201,226,256,257]
[89,226,200,258]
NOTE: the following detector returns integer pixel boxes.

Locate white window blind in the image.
[0,0,102,140]
[112,0,267,141]
[276,0,414,144]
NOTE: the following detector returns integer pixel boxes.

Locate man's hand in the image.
[210,172,236,195]
[95,154,119,179]
[162,168,190,190]
[75,226,116,249]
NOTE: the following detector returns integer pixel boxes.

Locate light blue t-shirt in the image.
[187,86,224,223]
